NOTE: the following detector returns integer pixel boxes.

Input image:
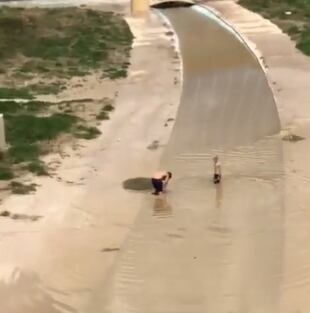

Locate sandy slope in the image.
[0,6,182,313]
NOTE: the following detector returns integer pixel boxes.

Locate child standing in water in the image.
[213,155,221,184]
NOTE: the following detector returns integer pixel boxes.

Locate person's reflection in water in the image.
[215,182,223,209]
[153,195,172,219]
[208,181,227,234]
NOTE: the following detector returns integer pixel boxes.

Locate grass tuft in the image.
[0,166,14,180]
[239,0,310,55]
[5,113,77,145]
[0,87,33,99]
[96,102,114,120]
[10,181,37,194]
[26,161,49,176]
[96,111,110,120]
[8,144,40,164]
[103,104,114,112]
[74,125,101,140]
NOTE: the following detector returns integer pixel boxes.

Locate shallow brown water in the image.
[89,6,284,313]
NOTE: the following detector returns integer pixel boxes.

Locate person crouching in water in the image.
[213,156,222,184]
[151,171,172,195]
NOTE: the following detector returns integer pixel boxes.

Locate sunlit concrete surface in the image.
[89,6,284,313]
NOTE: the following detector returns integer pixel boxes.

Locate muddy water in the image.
[90,6,284,313]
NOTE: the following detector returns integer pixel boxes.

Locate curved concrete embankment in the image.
[92,6,285,313]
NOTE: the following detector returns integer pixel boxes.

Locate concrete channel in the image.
[90,3,285,313]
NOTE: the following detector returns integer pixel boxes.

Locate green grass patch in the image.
[96,102,114,120]
[296,28,310,55]
[29,82,67,95]
[0,7,133,92]
[0,5,131,181]
[8,144,40,164]
[105,67,128,80]
[0,100,104,181]
[103,104,114,112]
[239,0,310,56]
[0,87,33,99]
[96,110,110,120]
[0,113,77,178]
[5,113,77,145]
[0,100,47,114]
[10,181,37,194]
[0,165,14,180]
[26,161,49,176]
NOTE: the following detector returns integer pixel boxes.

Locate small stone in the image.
[101,248,120,252]
[147,140,160,150]
[282,133,305,142]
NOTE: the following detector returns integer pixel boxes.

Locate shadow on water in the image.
[91,5,285,313]
[122,177,152,191]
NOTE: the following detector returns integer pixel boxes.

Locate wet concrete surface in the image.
[163,6,280,155]
[91,6,284,313]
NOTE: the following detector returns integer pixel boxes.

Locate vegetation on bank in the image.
[0,7,133,97]
[0,7,132,194]
[0,98,116,183]
[239,0,310,55]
